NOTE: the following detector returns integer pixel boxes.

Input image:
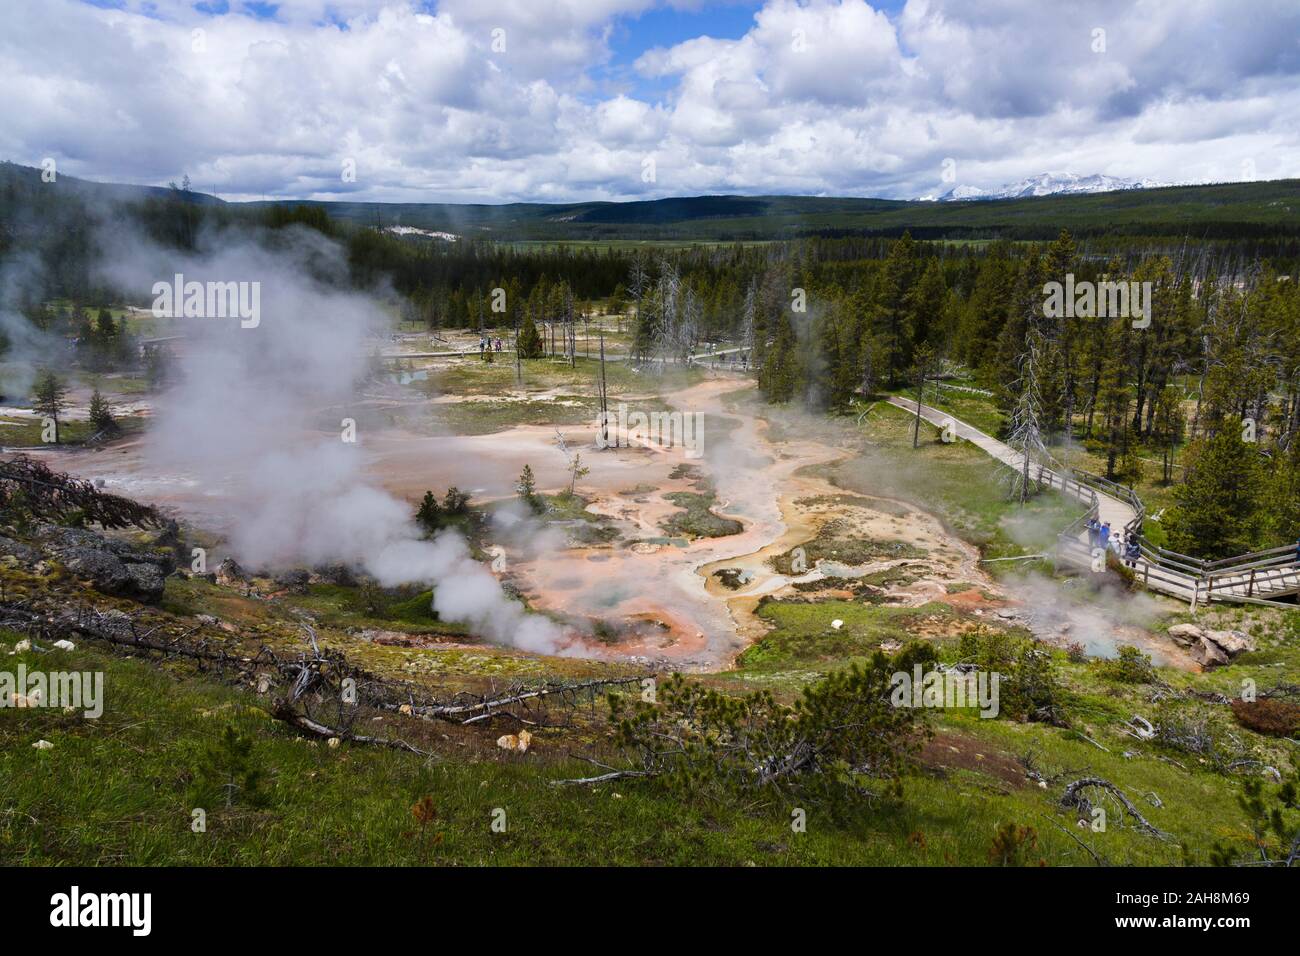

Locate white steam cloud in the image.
[96,223,567,654]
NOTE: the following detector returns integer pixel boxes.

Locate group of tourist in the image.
[1086,516,1141,567]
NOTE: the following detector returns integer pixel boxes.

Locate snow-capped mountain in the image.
[928,172,1170,202]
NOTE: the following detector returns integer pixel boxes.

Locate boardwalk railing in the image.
[1051,465,1300,609]
[880,394,1298,609]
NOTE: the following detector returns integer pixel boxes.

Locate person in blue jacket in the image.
[1099,522,1111,550]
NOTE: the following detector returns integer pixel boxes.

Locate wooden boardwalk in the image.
[884,396,1300,608]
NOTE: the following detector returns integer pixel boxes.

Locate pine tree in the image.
[143,344,171,387]
[442,487,470,514]
[415,490,443,533]
[1150,385,1185,485]
[191,724,264,810]
[31,369,66,443]
[905,258,947,351]
[1115,426,1145,485]
[1266,439,1300,545]
[566,452,589,496]
[1166,421,1266,559]
[88,388,118,435]
[516,307,543,359]
[1093,317,1132,478]
[516,464,542,513]
[760,309,797,403]
[874,231,918,382]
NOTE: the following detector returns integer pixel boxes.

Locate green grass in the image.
[660,490,744,539]
[427,395,599,434]
[890,383,1198,532]
[427,357,681,397]
[528,492,619,544]
[281,583,468,635]
[770,530,926,574]
[740,601,955,671]
[2,630,1263,866]
[834,401,1086,566]
[0,415,147,447]
[892,386,1006,437]
[408,358,695,435]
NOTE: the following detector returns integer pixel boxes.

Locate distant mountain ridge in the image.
[2,160,1296,242]
[927,172,1173,202]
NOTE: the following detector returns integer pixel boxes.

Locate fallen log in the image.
[272,703,433,757]
[1060,776,1173,841]
[381,676,643,724]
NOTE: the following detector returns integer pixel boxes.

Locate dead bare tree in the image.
[1006,332,1051,505]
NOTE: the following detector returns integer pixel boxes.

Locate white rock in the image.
[14,639,31,653]
[32,739,53,750]
[496,730,533,753]
[1167,623,1204,646]
[1192,637,1230,669]
[327,737,341,749]
[53,639,75,651]
[830,619,844,630]
[1206,629,1255,656]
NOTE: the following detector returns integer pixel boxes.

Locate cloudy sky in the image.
[4,0,1298,203]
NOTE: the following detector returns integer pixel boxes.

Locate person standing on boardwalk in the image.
[1086,517,1100,548]
[1099,522,1111,551]
[1125,535,1141,567]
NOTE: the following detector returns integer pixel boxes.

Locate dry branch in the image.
[271,703,432,757]
[0,598,649,756]
[0,455,164,529]
[1060,777,1173,841]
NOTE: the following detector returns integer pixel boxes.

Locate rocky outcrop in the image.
[3,523,175,603]
[1167,622,1256,669]
[0,535,43,566]
[273,569,311,593]
[311,564,357,587]
[215,557,248,588]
